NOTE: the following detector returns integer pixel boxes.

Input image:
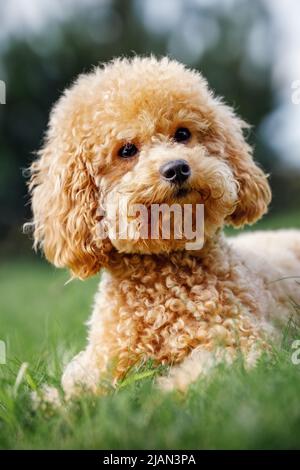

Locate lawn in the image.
[0,211,300,449]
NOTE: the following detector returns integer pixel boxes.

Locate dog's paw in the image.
[157,349,217,393]
[61,350,104,399]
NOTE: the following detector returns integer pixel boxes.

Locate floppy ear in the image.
[217,104,272,227]
[28,98,111,279]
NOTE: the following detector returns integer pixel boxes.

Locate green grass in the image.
[1,212,300,449]
[225,208,300,236]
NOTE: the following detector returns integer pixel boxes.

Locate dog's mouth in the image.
[172,187,205,204]
[174,187,190,198]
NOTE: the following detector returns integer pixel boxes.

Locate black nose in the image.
[159,159,191,185]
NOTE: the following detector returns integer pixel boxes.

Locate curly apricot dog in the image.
[28,56,300,396]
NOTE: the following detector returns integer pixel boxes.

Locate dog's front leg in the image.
[158,340,265,392]
[61,275,123,399]
[157,348,228,392]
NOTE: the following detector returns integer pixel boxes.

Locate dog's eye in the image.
[118,143,138,158]
[174,127,191,143]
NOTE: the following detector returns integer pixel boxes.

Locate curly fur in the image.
[28,56,300,396]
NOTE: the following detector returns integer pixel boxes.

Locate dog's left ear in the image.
[216,103,271,227]
[28,84,112,279]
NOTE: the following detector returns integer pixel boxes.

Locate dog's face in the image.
[29,57,271,278]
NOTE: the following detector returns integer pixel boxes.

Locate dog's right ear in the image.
[28,91,112,279]
[214,102,271,227]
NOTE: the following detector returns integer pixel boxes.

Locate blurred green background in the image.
[0,0,300,449]
[0,0,299,261]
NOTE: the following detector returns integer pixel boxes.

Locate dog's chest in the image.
[111,254,263,370]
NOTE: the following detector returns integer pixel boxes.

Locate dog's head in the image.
[29,57,271,278]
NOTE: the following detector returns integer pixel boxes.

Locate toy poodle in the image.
[28,56,300,397]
